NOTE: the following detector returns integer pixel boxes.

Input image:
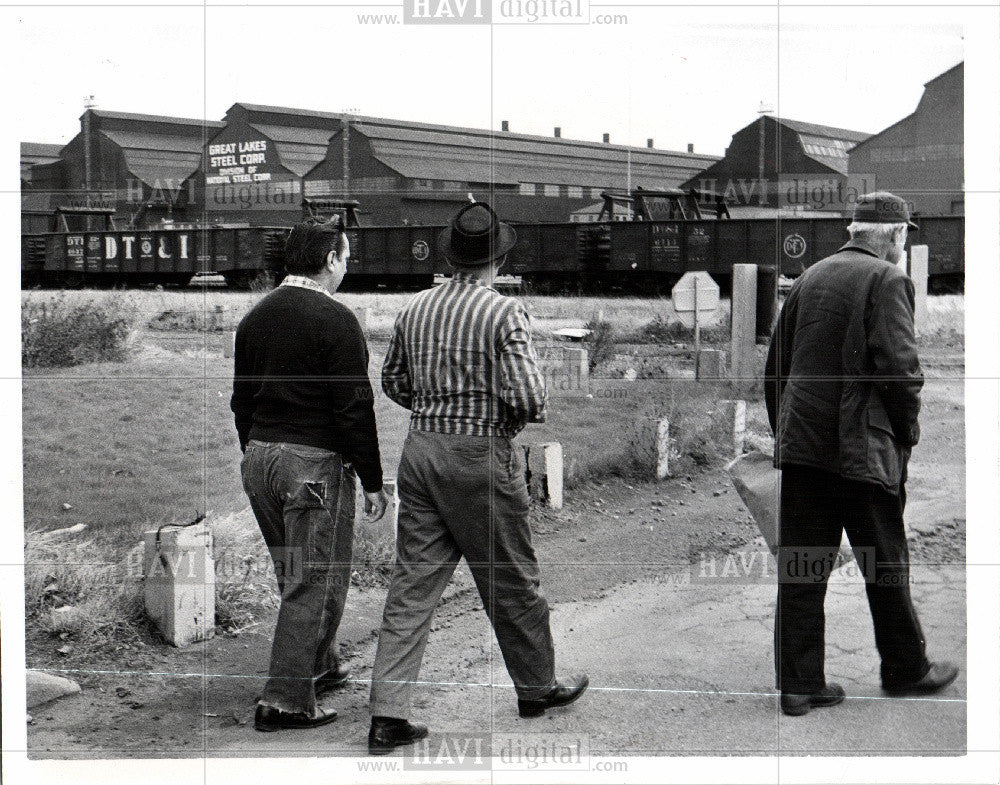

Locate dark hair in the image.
[283,218,345,275]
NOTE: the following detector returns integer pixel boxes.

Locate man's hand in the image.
[363,488,390,522]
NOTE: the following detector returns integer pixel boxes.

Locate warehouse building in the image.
[303,115,719,225]
[199,103,719,225]
[681,116,872,214]
[847,62,963,216]
[21,142,62,188]
[26,103,719,228]
[26,110,224,228]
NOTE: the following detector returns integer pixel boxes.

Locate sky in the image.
[7,4,963,157]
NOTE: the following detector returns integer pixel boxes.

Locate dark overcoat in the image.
[764,239,923,493]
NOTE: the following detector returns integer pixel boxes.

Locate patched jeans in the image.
[241,440,356,715]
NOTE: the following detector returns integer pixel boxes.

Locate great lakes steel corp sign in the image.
[206,139,272,186]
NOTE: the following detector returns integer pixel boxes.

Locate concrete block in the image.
[223,330,235,359]
[26,671,81,708]
[730,264,758,392]
[535,344,589,397]
[656,418,670,480]
[50,605,83,632]
[141,523,215,647]
[720,399,747,457]
[910,245,929,334]
[525,443,564,509]
[696,349,726,381]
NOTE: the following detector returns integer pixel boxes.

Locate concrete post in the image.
[525,443,564,509]
[696,348,726,381]
[910,245,929,334]
[542,442,564,510]
[354,307,369,331]
[564,347,589,392]
[224,330,236,359]
[656,418,670,479]
[141,523,215,647]
[720,399,747,457]
[730,264,758,393]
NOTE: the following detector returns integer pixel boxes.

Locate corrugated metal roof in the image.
[100,130,204,186]
[354,120,717,163]
[88,109,225,129]
[101,130,207,154]
[248,124,335,146]
[247,123,333,176]
[231,102,719,165]
[358,122,713,188]
[779,118,871,144]
[21,142,64,160]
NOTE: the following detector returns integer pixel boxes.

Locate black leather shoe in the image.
[254,704,338,732]
[368,716,429,756]
[518,674,589,718]
[315,662,352,695]
[780,683,846,716]
[883,661,959,696]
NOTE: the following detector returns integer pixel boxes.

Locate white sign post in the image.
[671,271,720,370]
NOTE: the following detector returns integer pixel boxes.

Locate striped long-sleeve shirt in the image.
[381,272,547,437]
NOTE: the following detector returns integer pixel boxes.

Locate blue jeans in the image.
[241,440,356,715]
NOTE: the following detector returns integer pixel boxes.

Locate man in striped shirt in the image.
[368,202,588,755]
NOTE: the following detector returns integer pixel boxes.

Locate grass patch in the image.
[24,527,149,652]
[22,293,137,368]
[621,313,731,346]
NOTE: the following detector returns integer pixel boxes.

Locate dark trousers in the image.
[776,464,931,693]
[370,430,556,719]
[241,440,356,715]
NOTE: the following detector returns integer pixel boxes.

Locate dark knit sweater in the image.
[231,285,383,492]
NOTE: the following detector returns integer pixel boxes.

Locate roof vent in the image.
[602,133,610,143]
[501,120,509,132]
[647,138,654,148]
[554,127,561,138]
[687,143,694,153]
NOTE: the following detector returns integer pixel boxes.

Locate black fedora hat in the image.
[438,202,517,267]
[852,191,919,230]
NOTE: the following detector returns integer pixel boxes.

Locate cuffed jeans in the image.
[369,430,557,719]
[776,464,931,694]
[241,440,356,715]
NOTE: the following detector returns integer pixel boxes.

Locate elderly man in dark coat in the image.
[765,192,959,716]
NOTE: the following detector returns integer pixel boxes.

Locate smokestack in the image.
[554,127,561,138]
[687,143,694,153]
[647,138,654,148]
[501,120,509,132]
[602,133,610,144]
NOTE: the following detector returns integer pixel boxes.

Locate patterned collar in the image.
[280,274,336,300]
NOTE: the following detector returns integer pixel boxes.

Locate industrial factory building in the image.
[847,62,964,217]
[23,103,718,228]
[680,116,873,215]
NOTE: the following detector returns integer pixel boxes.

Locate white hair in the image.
[846,221,907,246]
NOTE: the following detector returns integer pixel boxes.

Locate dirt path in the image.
[26,356,965,759]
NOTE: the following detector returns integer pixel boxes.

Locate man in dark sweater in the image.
[232,218,388,732]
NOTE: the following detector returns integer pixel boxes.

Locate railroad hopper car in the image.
[21,213,964,292]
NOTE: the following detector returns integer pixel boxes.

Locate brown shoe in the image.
[883,662,959,696]
[254,704,338,732]
[780,683,846,716]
